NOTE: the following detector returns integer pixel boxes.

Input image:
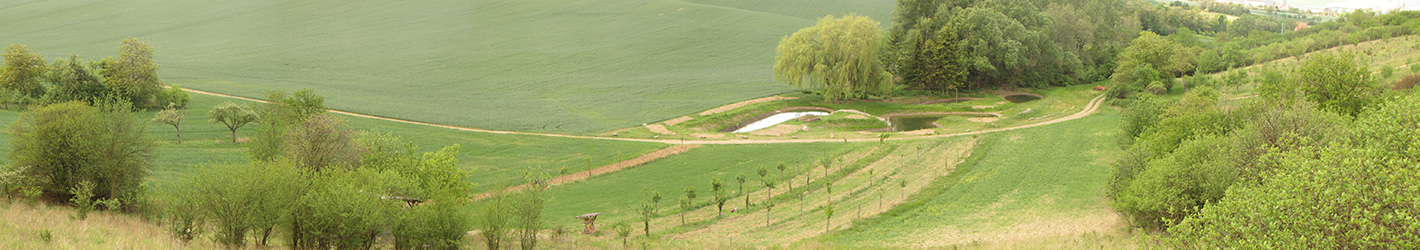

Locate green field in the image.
[828,110,1132,248]
[0,93,667,193]
[0,0,893,134]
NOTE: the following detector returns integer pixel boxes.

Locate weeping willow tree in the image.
[774,15,893,101]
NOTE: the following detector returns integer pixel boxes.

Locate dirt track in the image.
[178,87,1106,145]
[471,144,700,200]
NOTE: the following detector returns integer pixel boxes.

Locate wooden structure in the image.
[576,212,602,234]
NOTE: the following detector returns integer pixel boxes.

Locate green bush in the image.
[394,203,470,250]
[1114,136,1237,230]
[69,180,96,220]
[9,99,155,206]
[291,169,405,250]
[1145,81,1167,95]
[176,161,306,247]
[154,84,190,108]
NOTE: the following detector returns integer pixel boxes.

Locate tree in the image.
[612,221,632,247]
[250,89,327,162]
[177,161,305,247]
[775,163,790,194]
[284,114,362,171]
[648,190,662,213]
[902,24,968,93]
[152,106,186,144]
[1294,52,1374,117]
[1,44,48,98]
[209,101,258,143]
[509,169,548,250]
[711,177,726,217]
[774,14,893,100]
[44,54,109,103]
[761,175,777,227]
[9,99,156,204]
[1110,31,1198,96]
[638,203,655,237]
[678,195,690,226]
[99,38,163,107]
[736,174,748,208]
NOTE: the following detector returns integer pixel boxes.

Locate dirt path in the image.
[177,88,1105,145]
[471,144,700,200]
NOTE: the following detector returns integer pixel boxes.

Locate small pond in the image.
[1004,94,1041,103]
[888,115,945,132]
[732,111,830,133]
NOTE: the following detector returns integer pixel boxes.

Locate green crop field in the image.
[0,0,893,134]
[828,110,1134,248]
[0,93,666,193]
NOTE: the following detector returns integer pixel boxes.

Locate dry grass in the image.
[0,202,221,250]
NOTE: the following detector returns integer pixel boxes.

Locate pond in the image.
[732,111,830,133]
[888,115,945,132]
[1004,94,1041,103]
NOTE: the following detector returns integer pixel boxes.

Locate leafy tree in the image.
[208,101,258,143]
[290,168,404,249]
[1,44,48,98]
[44,54,109,103]
[774,14,893,100]
[711,177,726,217]
[678,195,690,226]
[513,171,548,250]
[250,89,327,161]
[1110,31,1197,97]
[98,38,163,107]
[152,107,186,144]
[478,195,511,250]
[284,114,362,171]
[178,161,305,247]
[9,99,155,204]
[1294,52,1375,117]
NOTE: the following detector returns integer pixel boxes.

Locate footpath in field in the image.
[472,144,700,200]
[178,87,1107,145]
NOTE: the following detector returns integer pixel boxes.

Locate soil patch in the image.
[691,133,725,139]
[664,116,693,126]
[749,124,805,136]
[645,124,675,135]
[968,117,999,123]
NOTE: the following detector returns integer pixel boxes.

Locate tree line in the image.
[1108,50,1419,247]
[775,0,1420,102]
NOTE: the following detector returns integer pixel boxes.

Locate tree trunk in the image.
[174,125,182,144]
[680,213,685,226]
[643,221,650,237]
[230,129,237,143]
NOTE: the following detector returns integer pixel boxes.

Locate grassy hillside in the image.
[0,0,893,134]
[0,93,666,193]
[828,110,1135,248]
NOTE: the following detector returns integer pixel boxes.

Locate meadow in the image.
[828,110,1135,248]
[0,0,893,134]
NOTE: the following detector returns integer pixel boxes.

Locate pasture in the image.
[0,0,893,134]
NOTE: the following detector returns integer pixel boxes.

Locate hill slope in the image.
[0,0,893,133]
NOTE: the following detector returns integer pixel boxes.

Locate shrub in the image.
[69,181,96,220]
[154,85,190,108]
[1394,74,1420,90]
[9,99,156,206]
[394,203,470,250]
[177,161,306,247]
[1145,81,1167,95]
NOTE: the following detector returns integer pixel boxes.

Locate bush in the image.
[394,203,470,250]
[1145,81,1167,95]
[1114,136,1237,230]
[1395,74,1420,90]
[290,169,404,249]
[153,85,190,108]
[8,99,156,206]
[176,161,306,247]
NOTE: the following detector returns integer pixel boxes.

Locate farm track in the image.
[178,87,1108,145]
[470,144,700,201]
